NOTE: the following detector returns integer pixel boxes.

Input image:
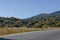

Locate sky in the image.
[0,0,60,19]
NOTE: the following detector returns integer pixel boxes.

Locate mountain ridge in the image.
[25,11,60,21]
[0,11,60,28]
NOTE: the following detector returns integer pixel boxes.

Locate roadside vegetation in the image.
[0,28,39,35]
[0,27,60,36]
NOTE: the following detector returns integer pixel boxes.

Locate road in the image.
[0,30,60,40]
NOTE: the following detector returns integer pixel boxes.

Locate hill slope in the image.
[0,11,60,28]
[25,11,60,21]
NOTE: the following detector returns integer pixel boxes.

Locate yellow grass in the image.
[0,28,39,35]
[0,27,60,36]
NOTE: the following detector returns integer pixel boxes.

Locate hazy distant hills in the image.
[25,13,48,22]
[0,11,60,28]
[25,11,60,22]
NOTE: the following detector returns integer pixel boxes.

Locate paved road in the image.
[0,30,60,40]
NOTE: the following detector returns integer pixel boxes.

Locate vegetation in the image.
[0,28,39,35]
[0,11,60,35]
[0,11,60,28]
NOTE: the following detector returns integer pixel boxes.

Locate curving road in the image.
[0,30,60,40]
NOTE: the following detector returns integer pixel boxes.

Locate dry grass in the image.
[0,28,39,35]
[41,27,60,30]
[0,27,60,36]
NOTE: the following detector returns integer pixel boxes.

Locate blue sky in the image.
[0,0,60,19]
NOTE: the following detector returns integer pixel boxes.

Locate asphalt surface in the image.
[0,30,60,40]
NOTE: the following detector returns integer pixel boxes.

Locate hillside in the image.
[0,11,60,28]
[25,11,60,22]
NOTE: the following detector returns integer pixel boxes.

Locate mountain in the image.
[25,11,60,22]
[0,11,60,28]
[25,13,48,21]
[49,11,60,17]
